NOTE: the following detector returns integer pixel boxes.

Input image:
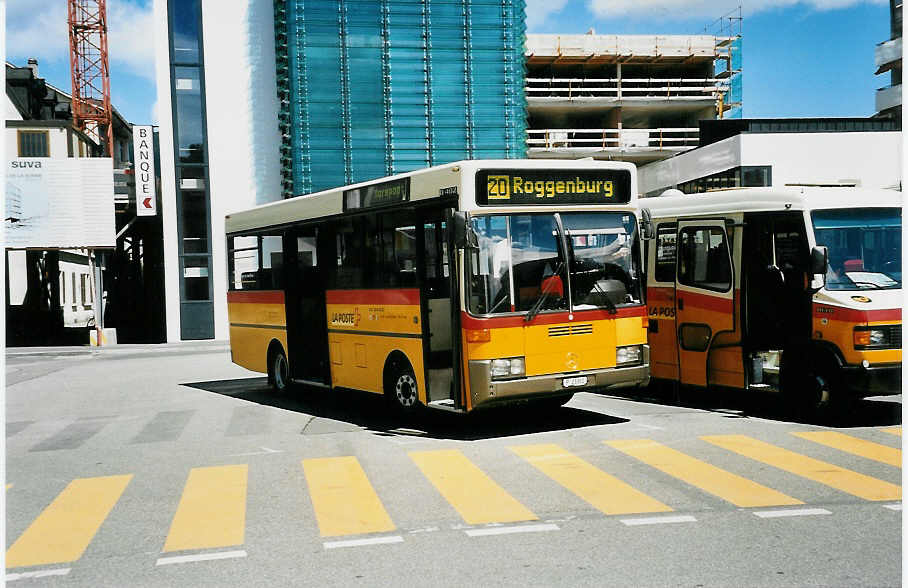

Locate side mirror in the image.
[452,211,477,249]
[640,208,656,241]
[810,245,828,275]
[809,245,828,290]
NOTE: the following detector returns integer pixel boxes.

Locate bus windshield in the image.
[812,207,902,290]
[468,212,642,315]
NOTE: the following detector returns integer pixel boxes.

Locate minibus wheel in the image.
[384,355,419,414]
[268,343,290,394]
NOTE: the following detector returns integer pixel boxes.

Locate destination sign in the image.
[344,177,410,211]
[475,169,631,206]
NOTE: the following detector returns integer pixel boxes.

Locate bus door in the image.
[284,225,331,385]
[675,220,735,388]
[418,208,459,406]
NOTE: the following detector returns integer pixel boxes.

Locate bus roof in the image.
[225,159,638,234]
[641,186,902,219]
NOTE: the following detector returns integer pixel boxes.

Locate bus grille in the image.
[548,324,593,337]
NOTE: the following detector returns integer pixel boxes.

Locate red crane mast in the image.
[68,0,113,156]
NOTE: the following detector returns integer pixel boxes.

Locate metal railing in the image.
[526,128,699,151]
[526,77,722,101]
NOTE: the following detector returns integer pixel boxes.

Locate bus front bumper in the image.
[840,362,902,397]
[468,347,650,409]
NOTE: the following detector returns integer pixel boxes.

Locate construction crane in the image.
[68,0,113,156]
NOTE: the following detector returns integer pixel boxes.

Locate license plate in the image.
[562,376,588,388]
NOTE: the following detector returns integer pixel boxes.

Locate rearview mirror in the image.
[452,211,477,249]
[639,208,656,240]
[809,245,828,290]
[810,245,828,275]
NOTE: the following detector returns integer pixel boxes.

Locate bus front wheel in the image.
[384,357,420,414]
[268,344,290,394]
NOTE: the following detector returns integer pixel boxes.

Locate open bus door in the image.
[418,207,462,410]
[674,220,735,388]
[284,226,331,386]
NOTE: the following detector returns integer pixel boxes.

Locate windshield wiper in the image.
[589,273,618,314]
[525,261,564,323]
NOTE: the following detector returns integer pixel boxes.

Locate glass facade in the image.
[168,0,214,339]
[274,0,527,197]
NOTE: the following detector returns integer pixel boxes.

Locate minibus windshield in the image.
[467,212,642,315]
[812,207,902,290]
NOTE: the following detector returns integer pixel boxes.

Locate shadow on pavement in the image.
[182,377,628,441]
[608,383,902,428]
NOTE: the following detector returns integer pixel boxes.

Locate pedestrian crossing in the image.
[5,428,902,574]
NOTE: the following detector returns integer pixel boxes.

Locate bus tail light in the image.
[466,328,491,343]
[641,316,649,329]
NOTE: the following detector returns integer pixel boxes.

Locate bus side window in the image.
[654,224,677,283]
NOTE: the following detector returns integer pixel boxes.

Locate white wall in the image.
[154,0,181,342]
[639,131,903,195]
[6,95,24,120]
[741,132,902,190]
[155,0,282,341]
[639,135,741,195]
[201,0,282,341]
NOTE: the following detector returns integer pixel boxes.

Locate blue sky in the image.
[5,0,892,124]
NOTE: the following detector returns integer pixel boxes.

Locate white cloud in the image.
[6,0,155,81]
[526,0,571,30]
[588,0,886,21]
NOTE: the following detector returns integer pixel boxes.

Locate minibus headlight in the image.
[616,345,643,366]
[490,357,526,379]
[854,327,887,348]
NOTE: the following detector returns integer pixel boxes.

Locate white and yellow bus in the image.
[643,186,901,411]
[225,160,650,414]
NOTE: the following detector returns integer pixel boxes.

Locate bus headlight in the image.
[854,327,889,348]
[490,357,526,379]
[616,345,643,366]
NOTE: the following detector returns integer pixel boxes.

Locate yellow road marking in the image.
[703,435,901,502]
[410,449,537,525]
[606,439,803,508]
[511,444,672,515]
[881,427,902,436]
[163,465,247,552]
[6,475,132,568]
[302,457,395,537]
[792,431,902,468]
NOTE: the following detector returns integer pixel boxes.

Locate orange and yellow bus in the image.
[225,160,650,414]
[643,186,901,412]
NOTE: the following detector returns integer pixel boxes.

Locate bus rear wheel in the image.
[268,345,290,394]
[385,357,420,414]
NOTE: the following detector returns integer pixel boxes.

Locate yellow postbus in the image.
[643,186,901,412]
[225,160,650,414]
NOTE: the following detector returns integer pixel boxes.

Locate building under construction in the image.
[524,27,742,165]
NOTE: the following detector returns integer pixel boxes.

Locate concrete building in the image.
[153,0,282,341]
[153,0,528,341]
[524,31,742,165]
[875,0,902,119]
[638,118,902,197]
[5,60,138,345]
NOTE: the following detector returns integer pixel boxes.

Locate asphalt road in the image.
[4,346,903,587]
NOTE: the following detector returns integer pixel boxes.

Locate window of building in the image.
[17,130,49,157]
[654,223,677,283]
[677,227,731,292]
[60,272,66,304]
[182,257,210,301]
[676,166,772,195]
[80,274,87,307]
[171,0,201,64]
